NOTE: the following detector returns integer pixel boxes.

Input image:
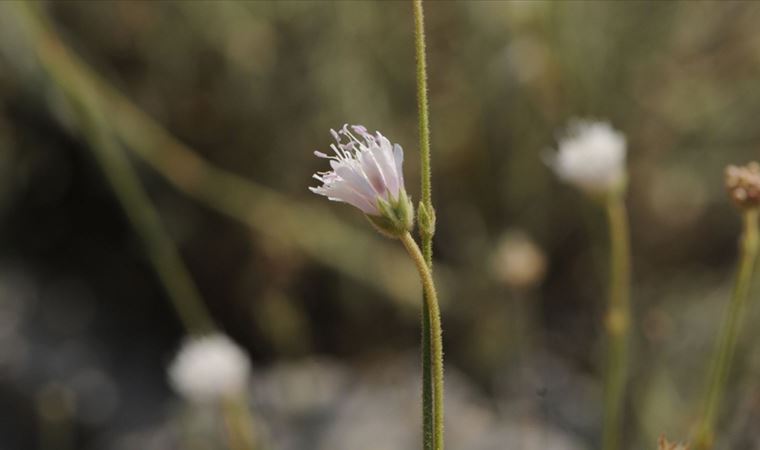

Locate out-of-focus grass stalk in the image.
[83,97,217,335]
[602,192,632,450]
[694,209,759,450]
[12,2,216,335]
[1,1,429,312]
[412,1,441,449]
[400,231,443,450]
[16,5,260,448]
[223,398,258,450]
[36,384,75,450]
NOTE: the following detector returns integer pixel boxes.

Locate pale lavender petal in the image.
[311,124,407,216]
[373,133,400,198]
[313,183,378,215]
[393,144,405,189]
[332,162,377,200]
[357,150,388,197]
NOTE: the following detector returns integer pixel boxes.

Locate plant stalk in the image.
[222,398,257,450]
[401,232,444,450]
[694,208,759,450]
[413,0,432,213]
[412,1,437,449]
[602,193,632,450]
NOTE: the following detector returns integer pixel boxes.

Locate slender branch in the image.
[400,232,443,450]
[602,193,632,450]
[694,209,759,450]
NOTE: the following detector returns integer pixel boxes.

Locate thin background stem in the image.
[602,193,632,450]
[18,5,260,448]
[223,398,258,450]
[14,1,215,336]
[694,209,759,450]
[0,0,425,311]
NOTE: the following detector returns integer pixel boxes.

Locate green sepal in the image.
[417,201,436,239]
[365,190,415,238]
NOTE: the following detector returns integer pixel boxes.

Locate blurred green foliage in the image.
[2,1,760,449]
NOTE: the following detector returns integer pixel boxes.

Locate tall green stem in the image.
[412,1,438,449]
[694,209,759,450]
[413,0,432,213]
[401,232,443,450]
[602,193,632,450]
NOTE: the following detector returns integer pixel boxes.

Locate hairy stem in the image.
[413,0,432,212]
[694,209,759,450]
[400,232,443,450]
[412,1,437,449]
[602,193,632,450]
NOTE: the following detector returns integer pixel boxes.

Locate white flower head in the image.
[168,333,251,404]
[310,124,413,237]
[548,120,627,193]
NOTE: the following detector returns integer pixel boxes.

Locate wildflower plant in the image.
[548,119,632,450]
[310,122,444,449]
[169,333,257,449]
[310,4,444,449]
[693,162,760,450]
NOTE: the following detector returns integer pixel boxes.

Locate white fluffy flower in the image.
[168,333,251,403]
[548,120,627,192]
[311,124,413,236]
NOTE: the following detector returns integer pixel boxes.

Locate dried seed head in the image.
[725,162,760,209]
[658,434,690,450]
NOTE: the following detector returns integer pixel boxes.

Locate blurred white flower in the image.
[548,120,627,193]
[169,333,251,403]
[311,124,413,236]
[490,230,547,290]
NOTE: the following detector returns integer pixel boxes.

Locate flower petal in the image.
[393,144,404,190]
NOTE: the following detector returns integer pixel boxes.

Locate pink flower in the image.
[311,125,413,236]
[310,124,407,215]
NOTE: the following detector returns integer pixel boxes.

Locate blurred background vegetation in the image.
[2,1,760,449]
